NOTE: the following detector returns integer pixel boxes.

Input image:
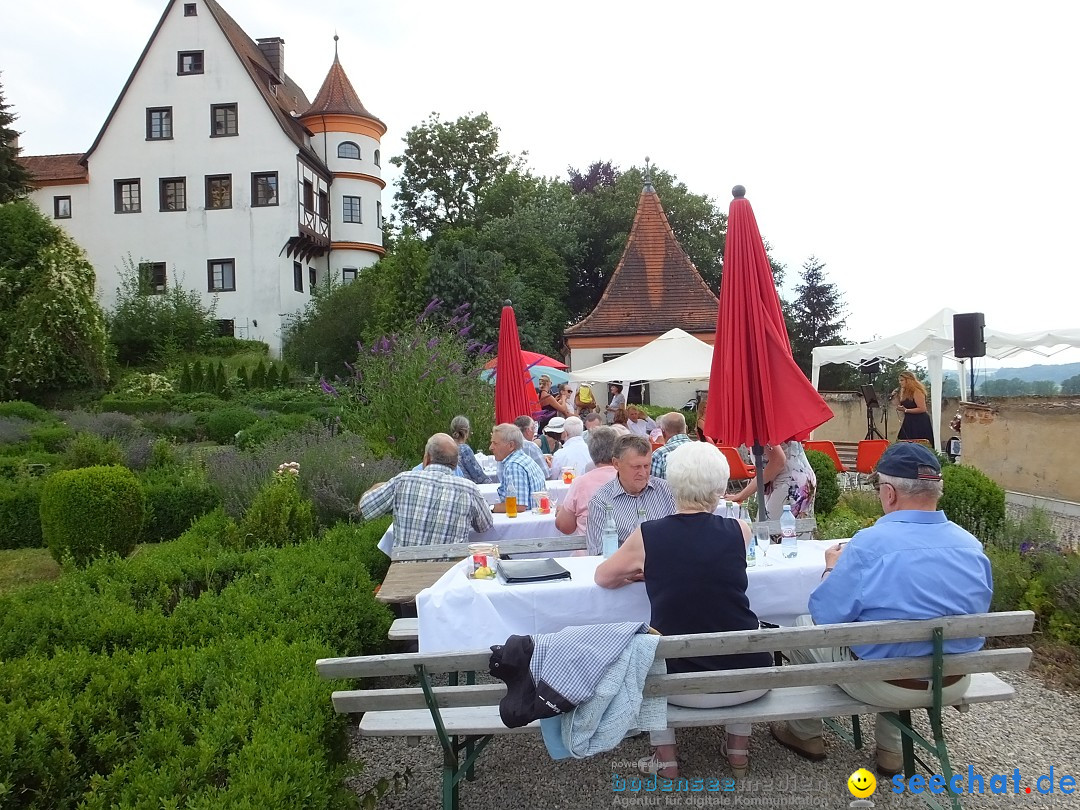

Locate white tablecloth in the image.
[378,508,571,556]
[477,480,571,506]
[416,539,832,652]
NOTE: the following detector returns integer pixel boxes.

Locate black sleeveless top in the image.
[897,398,935,446]
[642,512,772,674]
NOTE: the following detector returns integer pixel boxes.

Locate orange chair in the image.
[714,445,757,490]
[804,440,854,489]
[855,439,890,486]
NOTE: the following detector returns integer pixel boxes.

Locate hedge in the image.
[140,471,221,542]
[805,449,840,516]
[0,478,44,549]
[0,513,393,807]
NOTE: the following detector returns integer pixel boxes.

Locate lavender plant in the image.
[327,300,496,463]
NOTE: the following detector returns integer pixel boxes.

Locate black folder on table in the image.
[495,557,571,584]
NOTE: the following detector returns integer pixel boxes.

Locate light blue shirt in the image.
[809,510,993,660]
[496,449,547,509]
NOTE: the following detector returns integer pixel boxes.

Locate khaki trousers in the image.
[785,614,970,753]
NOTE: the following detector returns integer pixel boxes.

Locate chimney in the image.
[256,37,284,78]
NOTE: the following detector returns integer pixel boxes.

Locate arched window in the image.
[337,141,360,159]
[374,149,381,166]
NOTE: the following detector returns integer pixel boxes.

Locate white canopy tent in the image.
[811,308,1080,448]
[568,328,714,383]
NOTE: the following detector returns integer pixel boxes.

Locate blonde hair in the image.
[899,371,926,400]
[537,375,552,392]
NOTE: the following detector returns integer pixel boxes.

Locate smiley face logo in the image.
[848,768,877,798]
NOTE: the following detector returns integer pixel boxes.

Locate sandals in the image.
[722,734,750,779]
[638,751,679,779]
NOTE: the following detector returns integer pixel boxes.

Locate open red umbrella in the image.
[494,301,541,425]
[483,350,567,371]
[705,186,833,519]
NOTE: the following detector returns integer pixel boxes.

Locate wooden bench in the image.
[318,611,1034,810]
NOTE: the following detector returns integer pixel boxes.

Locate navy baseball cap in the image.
[876,443,942,480]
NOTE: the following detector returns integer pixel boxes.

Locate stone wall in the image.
[813,393,960,446]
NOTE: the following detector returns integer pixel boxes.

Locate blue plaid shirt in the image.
[359,464,493,547]
[649,433,692,478]
[496,449,547,509]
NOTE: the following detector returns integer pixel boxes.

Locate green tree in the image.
[390,112,521,236]
[1061,374,1080,395]
[0,200,109,398]
[1030,379,1058,396]
[788,256,852,388]
[108,256,217,365]
[424,234,510,348]
[0,75,32,203]
[282,273,379,374]
[370,232,431,334]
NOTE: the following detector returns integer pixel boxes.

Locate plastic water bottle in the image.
[745,529,757,568]
[780,505,798,558]
[601,506,619,559]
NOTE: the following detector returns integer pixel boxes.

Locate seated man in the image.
[582,412,602,440]
[585,435,676,555]
[490,423,547,512]
[358,433,493,549]
[549,416,592,481]
[770,443,993,776]
[555,426,618,537]
[649,412,692,479]
[512,414,550,473]
[625,405,657,438]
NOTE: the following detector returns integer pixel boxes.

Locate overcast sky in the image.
[5,0,1079,366]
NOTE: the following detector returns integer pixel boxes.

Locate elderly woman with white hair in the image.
[595,441,771,780]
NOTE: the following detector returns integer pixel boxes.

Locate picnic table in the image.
[476,480,570,506]
[377,507,568,556]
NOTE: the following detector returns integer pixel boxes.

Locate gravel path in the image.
[348,671,1080,809]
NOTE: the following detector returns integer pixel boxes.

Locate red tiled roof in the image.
[301,56,385,127]
[19,153,88,184]
[565,184,718,339]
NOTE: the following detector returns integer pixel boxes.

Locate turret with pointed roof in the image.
[565,171,718,342]
[299,38,386,137]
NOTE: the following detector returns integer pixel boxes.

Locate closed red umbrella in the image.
[483,350,567,371]
[494,301,541,425]
[705,186,833,519]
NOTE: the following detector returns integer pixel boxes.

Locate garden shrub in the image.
[235,466,316,549]
[168,392,226,412]
[97,394,172,414]
[28,423,74,452]
[39,465,145,565]
[333,301,495,462]
[62,431,124,469]
[57,409,145,442]
[805,449,840,516]
[322,518,393,584]
[0,478,44,549]
[0,399,51,421]
[939,463,1005,542]
[140,411,205,442]
[202,406,260,444]
[0,415,34,445]
[141,468,221,542]
[0,453,62,481]
[235,412,317,450]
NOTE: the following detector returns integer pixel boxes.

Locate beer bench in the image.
[318,610,1034,810]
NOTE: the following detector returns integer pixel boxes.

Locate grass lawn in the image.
[0,547,61,594]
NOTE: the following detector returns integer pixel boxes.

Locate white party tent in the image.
[568,328,714,383]
[811,308,1080,448]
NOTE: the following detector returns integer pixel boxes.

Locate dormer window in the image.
[337,141,360,160]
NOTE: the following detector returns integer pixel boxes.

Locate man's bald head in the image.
[425,433,460,468]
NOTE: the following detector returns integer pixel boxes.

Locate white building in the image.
[21,0,386,354]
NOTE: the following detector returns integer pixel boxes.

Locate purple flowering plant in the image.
[328,299,495,462]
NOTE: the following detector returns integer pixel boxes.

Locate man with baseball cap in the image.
[771,443,993,776]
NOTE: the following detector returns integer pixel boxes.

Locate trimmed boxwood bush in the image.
[236,472,316,549]
[97,394,172,414]
[0,478,44,549]
[940,463,1006,542]
[805,449,840,516]
[29,423,74,452]
[62,431,125,469]
[0,400,51,421]
[141,470,221,542]
[321,518,393,584]
[39,465,145,565]
[203,406,260,444]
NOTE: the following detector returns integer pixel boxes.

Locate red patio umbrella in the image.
[494,301,541,425]
[705,186,833,520]
[483,350,567,371]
